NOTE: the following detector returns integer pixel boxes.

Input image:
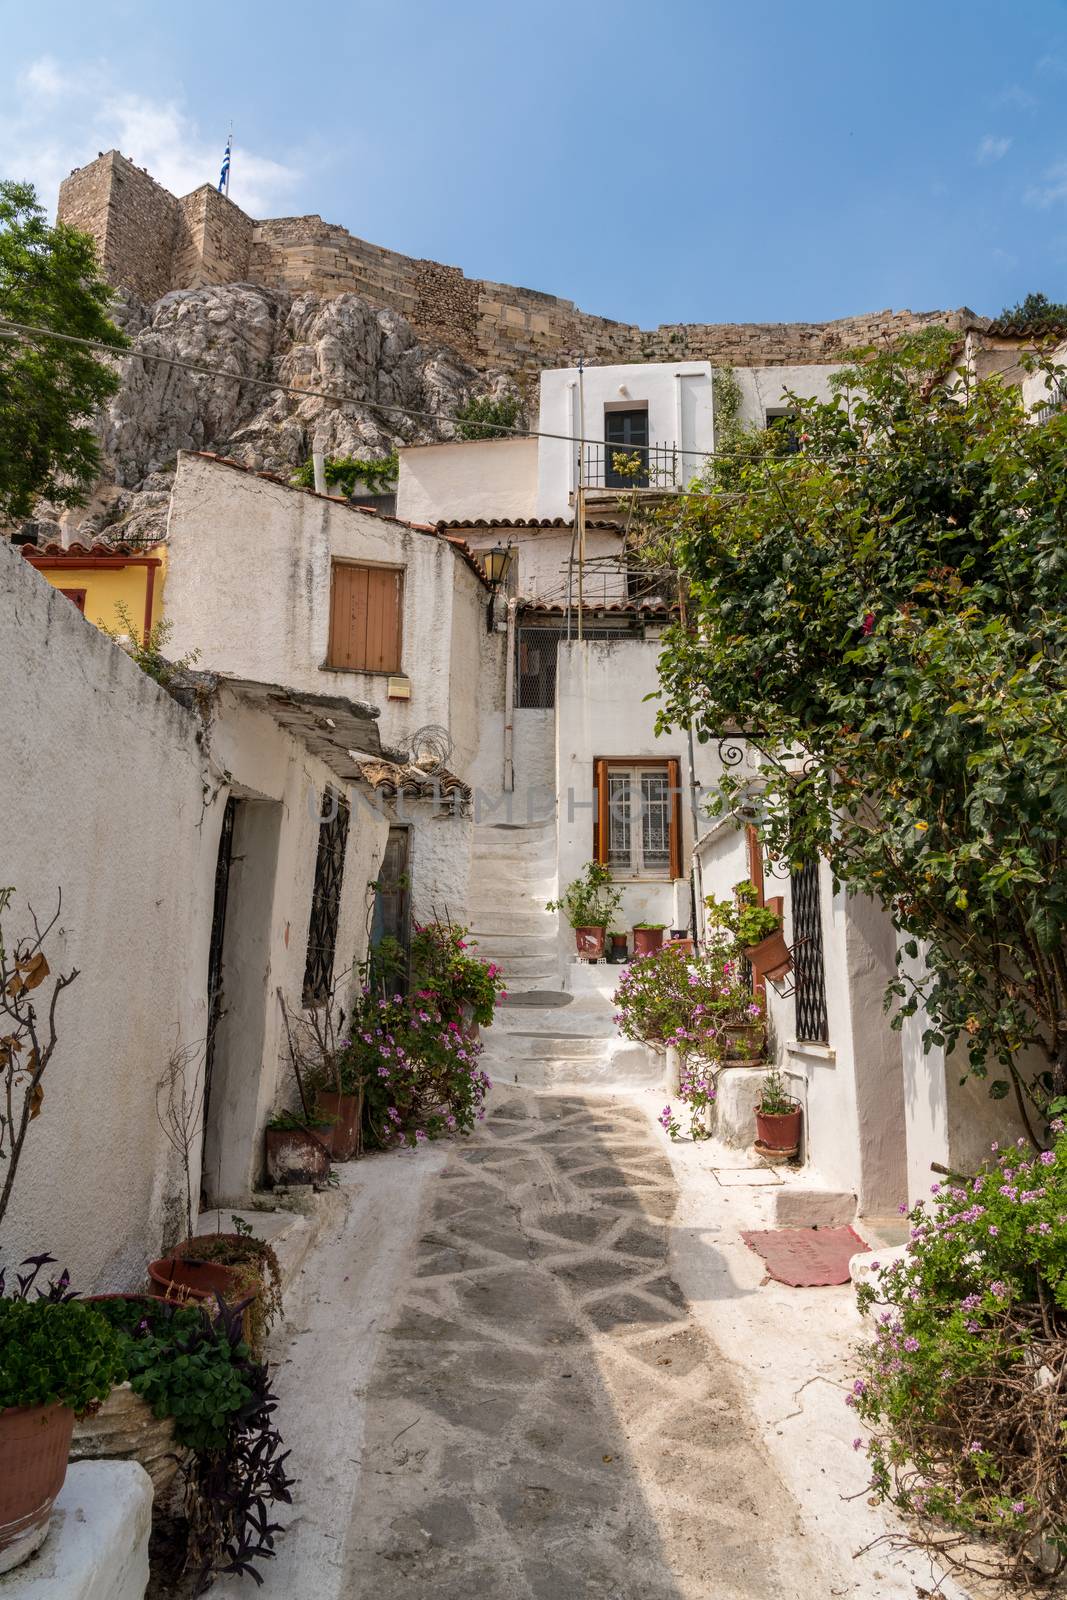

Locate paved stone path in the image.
[341,1091,826,1599]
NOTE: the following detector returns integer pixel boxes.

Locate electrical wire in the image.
[0,314,829,467]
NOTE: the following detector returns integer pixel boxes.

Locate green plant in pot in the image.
[546,862,622,959]
[754,1071,801,1158]
[157,1221,283,1357]
[632,922,667,956]
[0,1283,123,1573]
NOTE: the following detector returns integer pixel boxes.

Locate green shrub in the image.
[546,862,622,930]
[851,1124,1067,1580]
[0,1298,123,1412]
[455,394,521,440]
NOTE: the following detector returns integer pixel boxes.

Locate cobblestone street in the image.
[340,1091,829,1600]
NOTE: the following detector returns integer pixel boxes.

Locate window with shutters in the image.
[326,561,404,673]
[593,758,682,879]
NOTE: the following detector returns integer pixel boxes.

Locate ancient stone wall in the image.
[58,152,976,375]
[58,152,180,304]
[174,186,253,288]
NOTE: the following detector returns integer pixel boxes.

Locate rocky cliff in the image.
[48,281,513,544]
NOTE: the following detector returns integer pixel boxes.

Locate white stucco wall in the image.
[164,453,484,767]
[733,364,844,429]
[0,544,391,1284]
[0,545,211,1288]
[695,802,906,1215]
[537,361,714,519]
[396,438,539,525]
[551,639,723,964]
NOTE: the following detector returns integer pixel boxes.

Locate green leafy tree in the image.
[455,393,521,441]
[998,290,1067,329]
[0,180,128,521]
[654,330,1067,1136]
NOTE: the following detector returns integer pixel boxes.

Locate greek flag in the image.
[217,135,231,194]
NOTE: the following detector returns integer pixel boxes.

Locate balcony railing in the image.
[578,442,682,491]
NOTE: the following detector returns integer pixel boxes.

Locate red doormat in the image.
[741,1226,869,1287]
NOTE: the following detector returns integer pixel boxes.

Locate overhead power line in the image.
[0,314,798,465]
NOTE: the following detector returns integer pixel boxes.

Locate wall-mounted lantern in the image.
[484,544,514,631]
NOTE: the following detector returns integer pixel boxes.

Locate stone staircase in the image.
[469,819,658,1090]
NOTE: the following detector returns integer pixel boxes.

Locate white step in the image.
[484,954,561,978]
[485,1032,608,1059]
[491,1006,618,1039]
[469,910,554,936]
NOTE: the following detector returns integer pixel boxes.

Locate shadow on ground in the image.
[340,1090,815,1599]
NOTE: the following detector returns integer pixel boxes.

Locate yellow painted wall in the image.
[35,547,167,640]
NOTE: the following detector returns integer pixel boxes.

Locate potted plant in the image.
[632,922,666,956]
[150,1219,283,1356]
[546,862,622,959]
[0,1295,123,1572]
[754,1071,802,1157]
[264,1111,333,1185]
[607,930,629,963]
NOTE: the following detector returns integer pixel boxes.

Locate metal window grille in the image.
[791,859,829,1043]
[303,789,350,1005]
[640,770,671,871]
[516,623,632,708]
[605,766,672,877]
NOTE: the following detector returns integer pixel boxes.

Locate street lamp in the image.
[484,544,514,630]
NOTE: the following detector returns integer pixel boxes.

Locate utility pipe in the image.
[312,450,327,496]
[503,596,518,794]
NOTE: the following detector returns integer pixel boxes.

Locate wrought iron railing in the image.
[578,442,682,490]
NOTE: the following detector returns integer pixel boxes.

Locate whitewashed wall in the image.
[0,545,211,1288]
[551,638,723,969]
[0,544,388,1288]
[538,362,714,519]
[164,454,485,768]
[396,438,538,525]
[733,364,844,429]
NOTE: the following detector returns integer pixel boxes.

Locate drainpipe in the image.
[503,596,518,793]
[312,450,327,496]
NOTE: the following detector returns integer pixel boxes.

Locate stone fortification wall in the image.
[58,151,181,304]
[58,152,977,373]
[174,185,254,289]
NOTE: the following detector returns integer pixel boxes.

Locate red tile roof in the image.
[436,516,622,532]
[22,540,158,559]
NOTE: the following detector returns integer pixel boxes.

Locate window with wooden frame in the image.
[593,758,683,879]
[326,561,404,673]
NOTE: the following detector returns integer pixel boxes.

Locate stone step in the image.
[489,1006,618,1039]
[469,911,555,936]
[485,1031,609,1059]
[472,837,557,862]
[485,954,561,979]
[491,1051,660,1090]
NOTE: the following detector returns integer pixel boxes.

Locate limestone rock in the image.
[63,281,521,542]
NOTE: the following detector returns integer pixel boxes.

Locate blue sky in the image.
[4,0,1067,328]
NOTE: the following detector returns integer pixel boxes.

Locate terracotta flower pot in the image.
[745,928,791,985]
[264,1125,331,1186]
[668,936,694,955]
[574,926,605,958]
[632,926,665,957]
[755,1105,802,1154]
[146,1252,240,1306]
[0,1402,75,1574]
[725,1021,766,1062]
[318,1091,362,1159]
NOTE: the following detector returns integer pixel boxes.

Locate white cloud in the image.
[992,83,1037,112]
[1025,160,1067,208]
[977,134,1012,164]
[1,54,300,218]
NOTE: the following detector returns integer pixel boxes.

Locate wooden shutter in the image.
[667,757,683,879]
[59,588,87,613]
[593,759,608,865]
[327,563,403,672]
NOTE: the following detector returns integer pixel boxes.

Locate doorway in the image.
[370,826,411,990]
